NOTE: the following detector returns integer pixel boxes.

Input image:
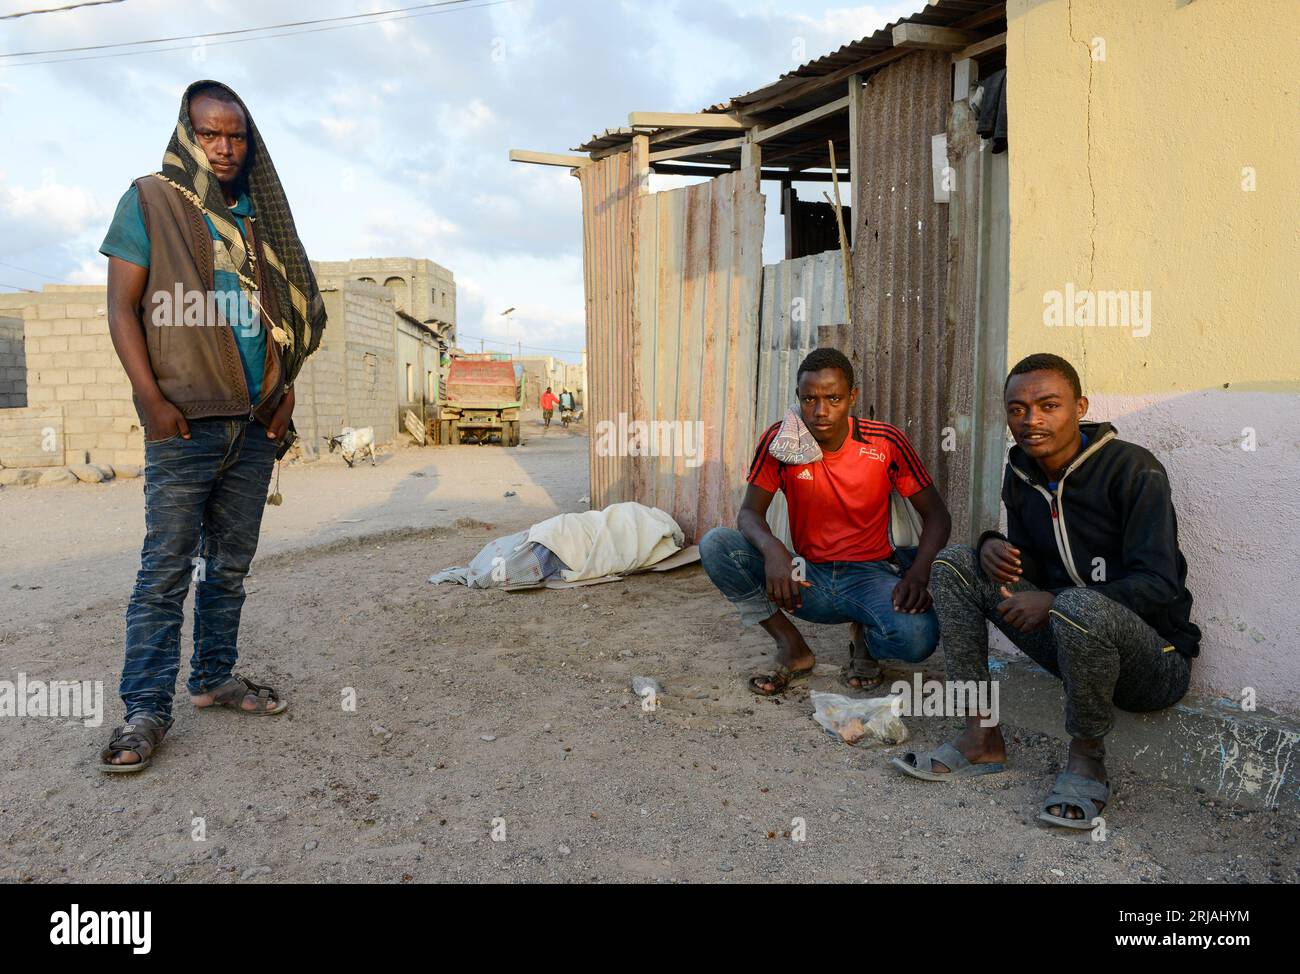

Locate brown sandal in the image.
[99,714,174,773]
[840,645,885,690]
[748,663,813,697]
[194,673,288,715]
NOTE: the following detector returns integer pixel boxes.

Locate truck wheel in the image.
[506,421,519,446]
[440,421,453,445]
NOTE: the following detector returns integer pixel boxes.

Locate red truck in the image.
[437,358,522,446]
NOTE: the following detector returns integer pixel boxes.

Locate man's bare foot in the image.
[1046,738,1107,820]
[843,621,884,689]
[924,721,1007,773]
[751,611,816,694]
[190,689,268,712]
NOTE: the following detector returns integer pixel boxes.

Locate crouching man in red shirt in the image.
[699,348,951,695]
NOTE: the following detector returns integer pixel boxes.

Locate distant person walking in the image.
[97,80,326,772]
[541,387,559,428]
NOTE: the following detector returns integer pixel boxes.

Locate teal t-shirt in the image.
[100,184,266,403]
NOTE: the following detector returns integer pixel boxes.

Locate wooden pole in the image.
[825,140,853,329]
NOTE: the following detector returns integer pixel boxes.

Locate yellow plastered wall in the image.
[1005,0,1300,391]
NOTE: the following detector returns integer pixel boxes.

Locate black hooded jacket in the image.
[979,421,1201,657]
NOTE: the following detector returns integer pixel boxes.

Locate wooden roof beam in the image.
[627,111,748,131]
[751,94,850,145]
[953,31,1007,61]
[648,135,748,163]
[509,149,591,168]
[651,163,848,182]
[891,23,978,51]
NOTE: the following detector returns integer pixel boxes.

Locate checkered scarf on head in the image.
[156,79,326,386]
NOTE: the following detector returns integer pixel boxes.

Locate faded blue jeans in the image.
[699,527,939,663]
[121,418,280,721]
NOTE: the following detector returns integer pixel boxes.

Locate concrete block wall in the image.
[294,289,349,451]
[342,284,398,444]
[0,316,26,408]
[0,287,143,468]
[294,282,399,449]
[0,405,63,468]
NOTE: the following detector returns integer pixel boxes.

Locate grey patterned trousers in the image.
[929,543,1190,739]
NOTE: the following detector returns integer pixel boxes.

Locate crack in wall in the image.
[1066,0,1098,382]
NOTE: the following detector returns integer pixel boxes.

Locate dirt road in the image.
[1,417,1295,883]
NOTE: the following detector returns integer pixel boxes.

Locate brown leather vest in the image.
[133,175,284,426]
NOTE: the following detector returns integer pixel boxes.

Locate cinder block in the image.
[99,433,127,450]
[96,400,122,417]
[26,386,55,403]
[68,335,99,352]
[56,386,85,401]
[81,352,114,369]
[114,448,144,465]
[37,369,69,386]
[112,416,141,433]
[37,336,69,354]
[25,353,54,369]
[65,432,96,449]
[62,400,97,417]
[83,385,112,401]
[23,321,54,339]
[68,368,97,385]
[79,317,108,336]
[64,417,88,434]
[96,367,126,385]
[37,304,68,320]
[52,319,82,336]
[64,304,98,319]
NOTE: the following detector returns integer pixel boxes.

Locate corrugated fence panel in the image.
[635,168,764,542]
[756,250,848,546]
[850,49,964,518]
[577,151,637,509]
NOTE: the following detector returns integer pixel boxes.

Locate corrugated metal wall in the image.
[850,49,974,538]
[633,167,765,542]
[577,150,639,510]
[755,251,848,546]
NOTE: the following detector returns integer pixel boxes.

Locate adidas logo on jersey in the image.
[797,469,814,481]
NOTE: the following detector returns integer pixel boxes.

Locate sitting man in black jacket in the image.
[893,353,1198,830]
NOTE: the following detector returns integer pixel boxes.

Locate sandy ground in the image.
[1,414,1296,884]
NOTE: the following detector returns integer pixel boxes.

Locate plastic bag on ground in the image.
[811,691,908,746]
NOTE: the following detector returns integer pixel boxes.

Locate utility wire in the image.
[3,0,482,57]
[456,331,583,356]
[2,0,515,67]
[0,258,67,282]
[1,0,123,20]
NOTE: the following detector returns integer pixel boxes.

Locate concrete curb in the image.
[985,649,1300,812]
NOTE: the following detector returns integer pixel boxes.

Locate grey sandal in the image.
[194,673,288,715]
[891,741,1007,781]
[1037,771,1110,829]
[98,714,174,773]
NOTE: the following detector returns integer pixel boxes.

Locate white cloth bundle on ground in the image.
[429,501,685,588]
[525,501,684,582]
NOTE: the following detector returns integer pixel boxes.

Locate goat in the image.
[323,426,377,467]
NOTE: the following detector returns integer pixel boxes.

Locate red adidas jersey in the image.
[747,418,932,563]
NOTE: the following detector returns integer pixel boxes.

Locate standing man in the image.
[540,386,558,428]
[699,349,951,696]
[895,354,1197,830]
[98,81,326,772]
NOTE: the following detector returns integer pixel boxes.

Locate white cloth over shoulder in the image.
[526,502,684,582]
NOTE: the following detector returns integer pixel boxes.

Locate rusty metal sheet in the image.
[755,250,849,546]
[849,50,965,529]
[577,149,639,510]
[632,167,765,542]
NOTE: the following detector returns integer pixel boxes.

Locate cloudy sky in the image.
[0,0,917,362]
